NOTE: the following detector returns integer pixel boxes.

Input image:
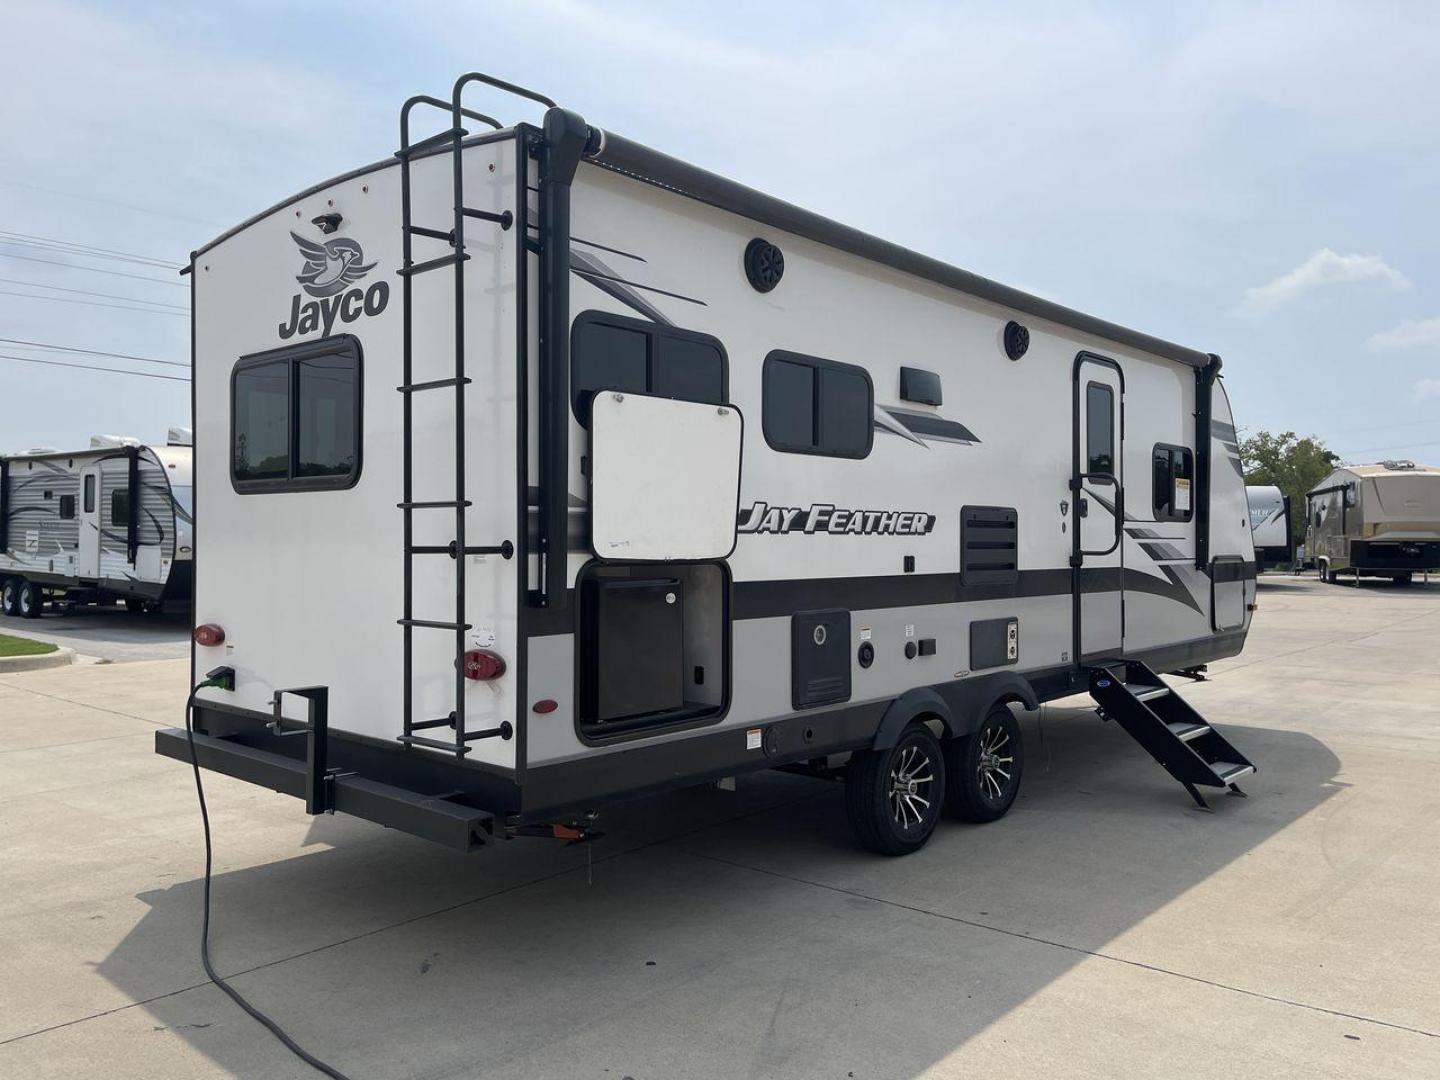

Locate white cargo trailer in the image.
[1,430,192,617]
[159,74,1258,855]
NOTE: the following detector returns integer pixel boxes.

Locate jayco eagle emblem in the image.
[278,231,389,339]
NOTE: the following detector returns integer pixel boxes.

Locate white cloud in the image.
[1416,379,1440,401]
[1368,317,1440,350]
[1237,249,1411,316]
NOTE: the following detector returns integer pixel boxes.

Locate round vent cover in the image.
[744,238,785,293]
[1003,320,1030,361]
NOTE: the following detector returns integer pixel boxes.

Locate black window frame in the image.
[110,488,131,527]
[1151,442,1195,523]
[58,494,76,520]
[762,350,874,460]
[231,334,363,494]
[83,474,96,514]
[1085,381,1115,477]
[570,310,728,426]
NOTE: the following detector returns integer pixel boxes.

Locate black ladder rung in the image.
[397,618,472,631]
[461,207,514,230]
[397,376,472,393]
[405,224,454,243]
[409,541,515,559]
[397,127,468,158]
[398,500,472,509]
[463,722,513,743]
[398,252,469,277]
[396,733,472,755]
[410,714,456,732]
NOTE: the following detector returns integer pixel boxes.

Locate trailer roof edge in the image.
[586,129,1213,370]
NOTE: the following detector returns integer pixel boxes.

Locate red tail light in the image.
[193,623,226,647]
[463,648,506,681]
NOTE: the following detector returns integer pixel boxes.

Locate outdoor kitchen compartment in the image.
[583,576,685,724]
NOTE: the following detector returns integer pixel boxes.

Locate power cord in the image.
[185,674,354,1080]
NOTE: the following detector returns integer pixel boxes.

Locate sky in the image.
[1,0,1438,463]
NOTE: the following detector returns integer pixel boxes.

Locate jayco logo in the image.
[278,231,389,339]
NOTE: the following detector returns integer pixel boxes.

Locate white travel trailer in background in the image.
[1307,461,1440,585]
[1,429,193,617]
[161,74,1257,856]
[1246,485,1292,570]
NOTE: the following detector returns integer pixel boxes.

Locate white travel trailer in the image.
[160,74,1257,856]
[1246,485,1292,570]
[1,430,193,617]
[1306,461,1440,584]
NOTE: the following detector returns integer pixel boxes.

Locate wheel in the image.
[1317,561,1329,583]
[125,597,146,613]
[0,578,18,617]
[1394,573,1413,587]
[17,580,43,619]
[945,704,1024,823]
[844,723,946,856]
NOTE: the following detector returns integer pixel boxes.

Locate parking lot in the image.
[0,605,190,664]
[1,574,1437,1078]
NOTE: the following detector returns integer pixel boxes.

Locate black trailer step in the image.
[1211,761,1254,783]
[1090,660,1256,810]
[1166,720,1209,741]
[398,499,472,509]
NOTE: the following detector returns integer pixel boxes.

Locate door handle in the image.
[1078,498,1089,519]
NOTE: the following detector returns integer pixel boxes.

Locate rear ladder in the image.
[1089,660,1255,809]
[394,74,553,756]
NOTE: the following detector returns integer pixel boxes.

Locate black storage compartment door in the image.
[586,578,685,722]
[792,609,852,710]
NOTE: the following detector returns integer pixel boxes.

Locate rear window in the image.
[232,335,362,493]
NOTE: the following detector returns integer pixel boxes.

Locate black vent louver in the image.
[961,505,1018,586]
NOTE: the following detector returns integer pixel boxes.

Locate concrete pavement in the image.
[0,575,1437,1078]
[0,606,189,663]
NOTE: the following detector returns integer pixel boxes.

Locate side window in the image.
[571,311,726,424]
[1151,444,1194,522]
[59,494,76,520]
[1085,382,1114,475]
[762,351,873,459]
[110,488,131,526]
[232,336,362,493]
[83,474,95,514]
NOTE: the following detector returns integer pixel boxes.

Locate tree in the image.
[1239,430,1339,540]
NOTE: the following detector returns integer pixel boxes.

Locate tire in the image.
[845,723,946,856]
[1394,573,1413,587]
[125,597,146,613]
[17,580,43,619]
[0,578,18,617]
[1317,561,1329,583]
[945,704,1024,823]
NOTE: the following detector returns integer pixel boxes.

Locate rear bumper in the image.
[1352,540,1440,571]
[155,726,499,851]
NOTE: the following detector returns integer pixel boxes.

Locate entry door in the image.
[1073,358,1124,660]
[78,467,101,578]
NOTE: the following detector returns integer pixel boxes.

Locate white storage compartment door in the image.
[590,392,742,561]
